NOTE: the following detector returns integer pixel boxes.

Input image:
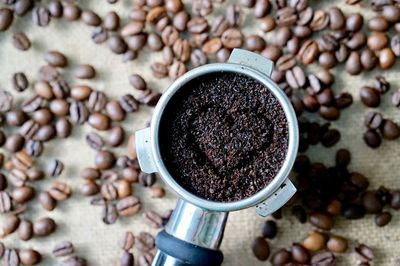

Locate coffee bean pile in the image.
[0,0,400,265]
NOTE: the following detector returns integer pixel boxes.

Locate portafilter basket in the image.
[135,49,299,266]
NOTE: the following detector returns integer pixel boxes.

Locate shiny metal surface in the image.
[152,251,181,266]
[165,199,228,249]
[137,48,299,212]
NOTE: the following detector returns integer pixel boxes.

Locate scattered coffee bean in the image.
[33,217,56,236]
[47,159,64,176]
[38,191,57,211]
[252,237,270,261]
[12,32,31,51]
[52,241,74,257]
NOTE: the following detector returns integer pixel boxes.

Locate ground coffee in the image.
[159,72,289,202]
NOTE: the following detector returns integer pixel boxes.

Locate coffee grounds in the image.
[159,72,289,202]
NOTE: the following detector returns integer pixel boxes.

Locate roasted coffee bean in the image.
[191,0,212,16]
[47,159,64,177]
[261,45,282,62]
[298,40,319,65]
[391,34,400,56]
[79,181,99,196]
[11,150,32,171]
[0,173,7,191]
[0,8,13,31]
[367,32,389,51]
[129,74,146,91]
[119,94,139,113]
[122,167,139,183]
[144,210,163,228]
[285,66,305,89]
[150,62,168,78]
[169,61,187,80]
[21,96,42,113]
[363,129,382,148]
[326,235,348,253]
[73,65,96,79]
[2,248,20,266]
[18,249,41,265]
[106,126,124,147]
[126,34,147,51]
[302,231,325,251]
[15,0,33,16]
[48,0,63,17]
[101,182,118,201]
[221,28,243,49]
[252,237,270,261]
[274,27,292,47]
[362,191,382,213]
[117,196,140,216]
[321,129,340,147]
[138,253,154,266]
[53,241,74,257]
[88,113,110,131]
[350,172,370,190]
[86,132,104,151]
[115,180,131,198]
[50,99,69,116]
[82,167,101,181]
[147,33,163,51]
[95,150,116,170]
[70,101,89,125]
[172,39,191,62]
[0,191,12,213]
[379,47,395,69]
[108,36,128,54]
[139,172,156,187]
[120,251,134,266]
[253,0,270,18]
[364,112,383,129]
[216,48,230,62]
[355,244,374,262]
[275,7,297,27]
[392,90,400,108]
[44,51,67,67]
[90,26,108,44]
[226,4,241,27]
[106,100,125,122]
[309,212,333,230]
[62,256,87,266]
[51,79,70,99]
[88,91,107,112]
[319,106,339,121]
[276,54,296,71]
[120,231,135,250]
[38,65,59,82]
[328,7,345,30]
[38,191,56,211]
[261,220,277,239]
[18,219,33,241]
[49,181,71,200]
[375,211,392,227]
[391,191,400,209]
[136,232,155,252]
[291,243,309,264]
[342,203,366,219]
[203,38,223,55]
[160,25,178,46]
[70,86,91,101]
[346,31,366,50]
[346,51,363,75]
[81,10,101,26]
[271,249,291,266]
[0,90,13,113]
[335,149,351,167]
[63,4,81,21]
[381,119,400,140]
[5,133,25,152]
[12,32,31,51]
[32,6,50,27]
[172,11,188,32]
[382,5,400,22]
[374,75,390,94]
[346,13,363,32]
[20,120,39,139]
[360,86,380,107]
[12,185,35,204]
[55,118,72,138]
[33,217,56,236]
[32,108,53,125]
[361,49,378,70]
[311,252,336,265]
[103,11,120,31]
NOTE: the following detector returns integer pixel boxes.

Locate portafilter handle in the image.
[152,199,228,266]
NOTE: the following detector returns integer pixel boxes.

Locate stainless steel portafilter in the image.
[135,49,299,266]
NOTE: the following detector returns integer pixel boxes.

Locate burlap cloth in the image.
[1,0,399,265]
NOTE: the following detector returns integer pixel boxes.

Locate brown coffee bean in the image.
[38,191,56,211]
[375,212,392,227]
[33,217,56,236]
[169,61,187,80]
[85,132,104,151]
[311,10,329,31]
[49,181,71,201]
[221,28,243,49]
[12,186,35,204]
[298,40,319,65]
[32,6,50,27]
[345,51,362,75]
[149,186,165,198]
[2,248,20,266]
[0,191,12,213]
[120,231,135,250]
[382,5,400,22]
[9,168,27,187]
[55,117,72,138]
[360,86,380,107]
[136,232,155,252]
[88,91,107,112]
[379,47,395,69]
[15,0,33,16]
[34,81,53,100]
[361,49,378,70]
[90,26,108,44]
[143,210,163,228]
[381,119,400,140]
[52,241,74,257]
[95,150,116,170]
[368,32,389,51]
[46,159,64,176]
[326,235,348,253]
[363,129,382,148]
[105,100,125,122]
[116,196,140,216]
[63,4,81,21]
[285,66,305,89]
[122,167,139,183]
[51,79,70,99]
[82,167,101,181]
[302,231,325,251]
[48,0,62,17]
[18,219,33,241]
[309,212,333,230]
[81,10,101,26]
[355,244,374,262]
[346,13,363,32]
[291,243,309,264]
[44,51,67,67]
[328,7,345,30]
[69,101,89,125]
[26,168,44,181]
[0,8,13,31]
[73,65,96,79]
[12,32,31,51]
[311,252,336,265]
[62,256,87,266]
[276,54,296,71]
[252,237,270,261]
[271,249,291,266]
[107,35,128,54]
[79,181,99,196]
[87,113,110,131]
[5,133,25,152]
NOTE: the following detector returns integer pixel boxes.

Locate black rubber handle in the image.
[155,230,224,266]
